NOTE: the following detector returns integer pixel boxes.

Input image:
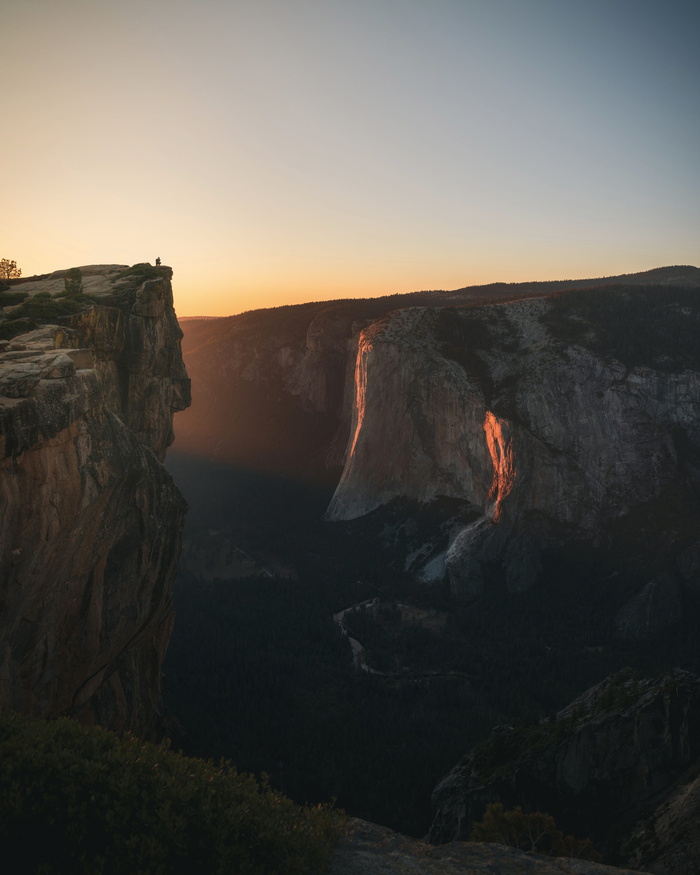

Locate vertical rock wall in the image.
[428,670,700,868]
[0,266,190,736]
[325,295,700,600]
[325,309,494,521]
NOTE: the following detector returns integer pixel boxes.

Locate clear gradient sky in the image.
[3,0,698,316]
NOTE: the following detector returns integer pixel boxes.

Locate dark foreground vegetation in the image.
[0,710,342,875]
[471,803,601,861]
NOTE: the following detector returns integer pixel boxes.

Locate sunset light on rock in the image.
[483,411,515,522]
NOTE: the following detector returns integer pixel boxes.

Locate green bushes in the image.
[0,290,28,306]
[56,273,100,306]
[0,268,101,339]
[5,294,85,321]
[0,292,94,339]
[108,263,169,295]
[0,710,343,875]
[61,266,84,297]
[0,317,35,340]
[471,803,600,860]
[114,263,168,281]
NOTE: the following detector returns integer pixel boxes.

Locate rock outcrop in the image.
[325,308,495,521]
[328,818,648,875]
[429,669,700,869]
[326,284,700,603]
[623,767,700,874]
[0,265,190,736]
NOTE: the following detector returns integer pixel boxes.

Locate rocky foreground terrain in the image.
[328,818,648,874]
[327,668,700,873]
[429,669,700,874]
[0,264,190,734]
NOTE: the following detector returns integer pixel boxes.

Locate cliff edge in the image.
[0,264,190,735]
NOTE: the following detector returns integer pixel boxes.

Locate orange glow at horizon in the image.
[3,1,697,320]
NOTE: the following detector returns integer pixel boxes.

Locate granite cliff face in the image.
[429,669,700,872]
[0,265,190,735]
[325,308,495,522]
[175,269,700,615]
[325,283,700,608]
[176,270,686,479]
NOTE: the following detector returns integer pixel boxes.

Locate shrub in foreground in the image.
[8,294,86,321]
[113,262,169,282]
[0,710,343,874]
[0,290,28,306]
[471,803,600,861]
[0,317,35,339]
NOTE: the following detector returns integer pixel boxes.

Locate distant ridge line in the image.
[182,265,700,320]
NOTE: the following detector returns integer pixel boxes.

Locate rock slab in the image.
[327,818,648,875]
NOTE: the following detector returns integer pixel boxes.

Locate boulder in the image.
[0,362,41,397]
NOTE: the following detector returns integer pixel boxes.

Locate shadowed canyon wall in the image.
[429,669,700,873]
[0,265,190,735]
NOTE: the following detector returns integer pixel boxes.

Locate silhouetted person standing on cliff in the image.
[155,257,161,267]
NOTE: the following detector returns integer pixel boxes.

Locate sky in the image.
[2,0,698,316]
